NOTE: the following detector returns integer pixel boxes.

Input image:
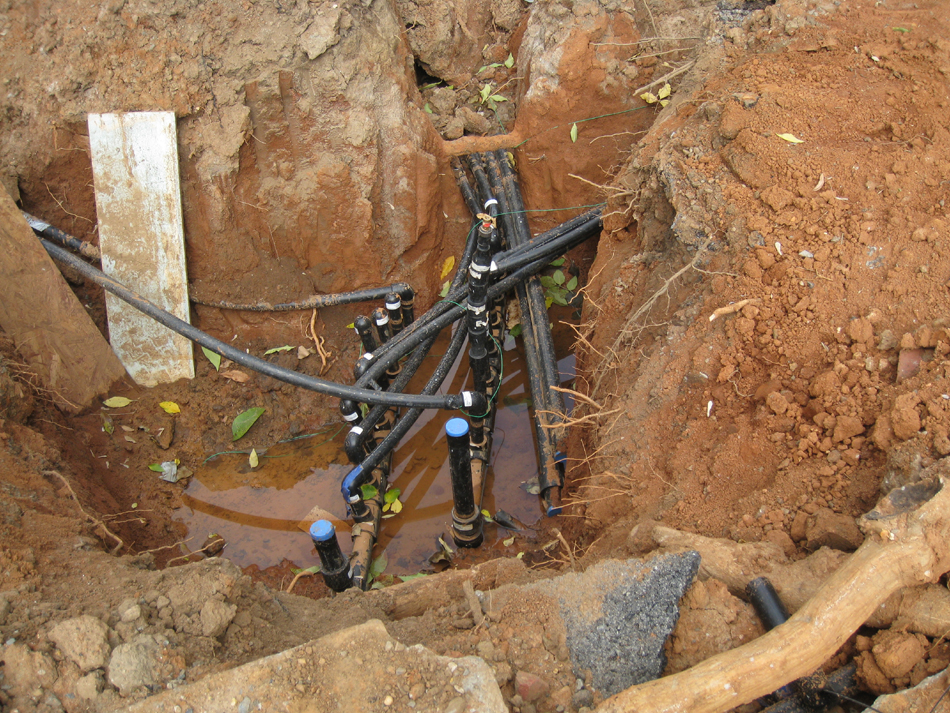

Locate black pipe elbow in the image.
[344,427,367,464]
[339,399,360,422]
[353,315,377,354]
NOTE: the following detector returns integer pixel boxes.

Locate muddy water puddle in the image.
[174,320,577,578]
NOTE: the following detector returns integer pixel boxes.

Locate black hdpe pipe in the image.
[24,211,101,260]
[446,417,484,548]
[354,209,600,374]
[189,282,411,312]
[41,239,487,413]
[341,319,468,502]
[340,203,486,498]
[309,520,351,592]
[747,577,856,709]
[491,150,565,421]
[473,152,564,514]
[344,336,435,463]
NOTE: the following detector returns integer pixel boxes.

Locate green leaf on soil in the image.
[103,396,132,408]
[291,564,322,575]
[361,484,378,500]
[553,270,565,285]
[264,345,294,355]
[423,103,433,113]
[504,52,514,68]
[369,552,388,581]
[481,509,493,522]
[398,573,428,582]
[148,463,164,472]
[231,407,265,441]
[549,257,565,267]
[202,346,221,371]
[566,275,578,291]
[249,449,259,468]
[509,323,522,338]
[384,487,401,504]
[439,280,451,298]
[101,414,114,435]
[570,123,578,143]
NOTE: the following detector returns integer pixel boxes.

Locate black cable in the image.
[41,238,486,412]
[189,282,411,312]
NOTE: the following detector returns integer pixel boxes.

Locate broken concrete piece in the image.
[0,189,127,411]
[505,553,699,697]
[868,667,950,711]
[124,619,507,713]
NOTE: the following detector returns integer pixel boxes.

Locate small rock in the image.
[832,415,865,444]
[766,391,789,415]
[475,640,495,660]
[76,672,103,700]
[456,107,491,135]
[891,393,922,441]
[108,635,162,695]
[201,598,237,638]
[443,117,465,140]
[49,615,112,672]
[515,670,550,703]
[119,599,142,623]
[805,508,863,551]
[573,689,595,709]
[408,682,426,700]
[444,696,467,713]
[790,511,809,542]
[299,7,342,59]
[872,630,927,679]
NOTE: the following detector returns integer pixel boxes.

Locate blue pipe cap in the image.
[546,504,563,517]
[446,417,470,438]
[309,520,336,542]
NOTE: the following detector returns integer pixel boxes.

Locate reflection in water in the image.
[174,324,577,575]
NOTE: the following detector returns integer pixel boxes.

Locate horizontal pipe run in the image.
[42,239,486,412]
[190,282,412,312]
[24,211,101,260]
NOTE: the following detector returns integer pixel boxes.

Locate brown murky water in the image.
[174,315,577,577]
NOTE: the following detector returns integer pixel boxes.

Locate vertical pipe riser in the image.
[446,418,483,548]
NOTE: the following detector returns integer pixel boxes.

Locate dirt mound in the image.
[0,0,949,710]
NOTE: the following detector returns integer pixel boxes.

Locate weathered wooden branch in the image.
[595,479,950,713]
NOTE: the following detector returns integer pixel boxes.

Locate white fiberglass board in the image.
[88,111,194,386]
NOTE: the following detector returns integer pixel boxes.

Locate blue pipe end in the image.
[309,520,335,542]
[546,504,563,517]
[446,417,469,438]
[341,465,364,502]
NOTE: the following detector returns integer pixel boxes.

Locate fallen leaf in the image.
[120,425,134,432]
[201,346,221,371]
[481,509,493,522]
[297,346,312,360]
[777,133,805,144]
[516,551,525,559]
[657,83,671,99]
[264,345,294,355]
[503,536,515,546]
[390,499,403,514]
[361,484,378,500]
[232,407,265,441]
[221,370,250,383]
[641,91,658,104]
[570,123,578,143]
[440,256,455,280]
[101,414,114,435]
[148,463,164,472]
[249,449,259,468]
[124,435,136,444]
[439,280,451,298]
[158,401,180,414]
[103,396,132,408]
